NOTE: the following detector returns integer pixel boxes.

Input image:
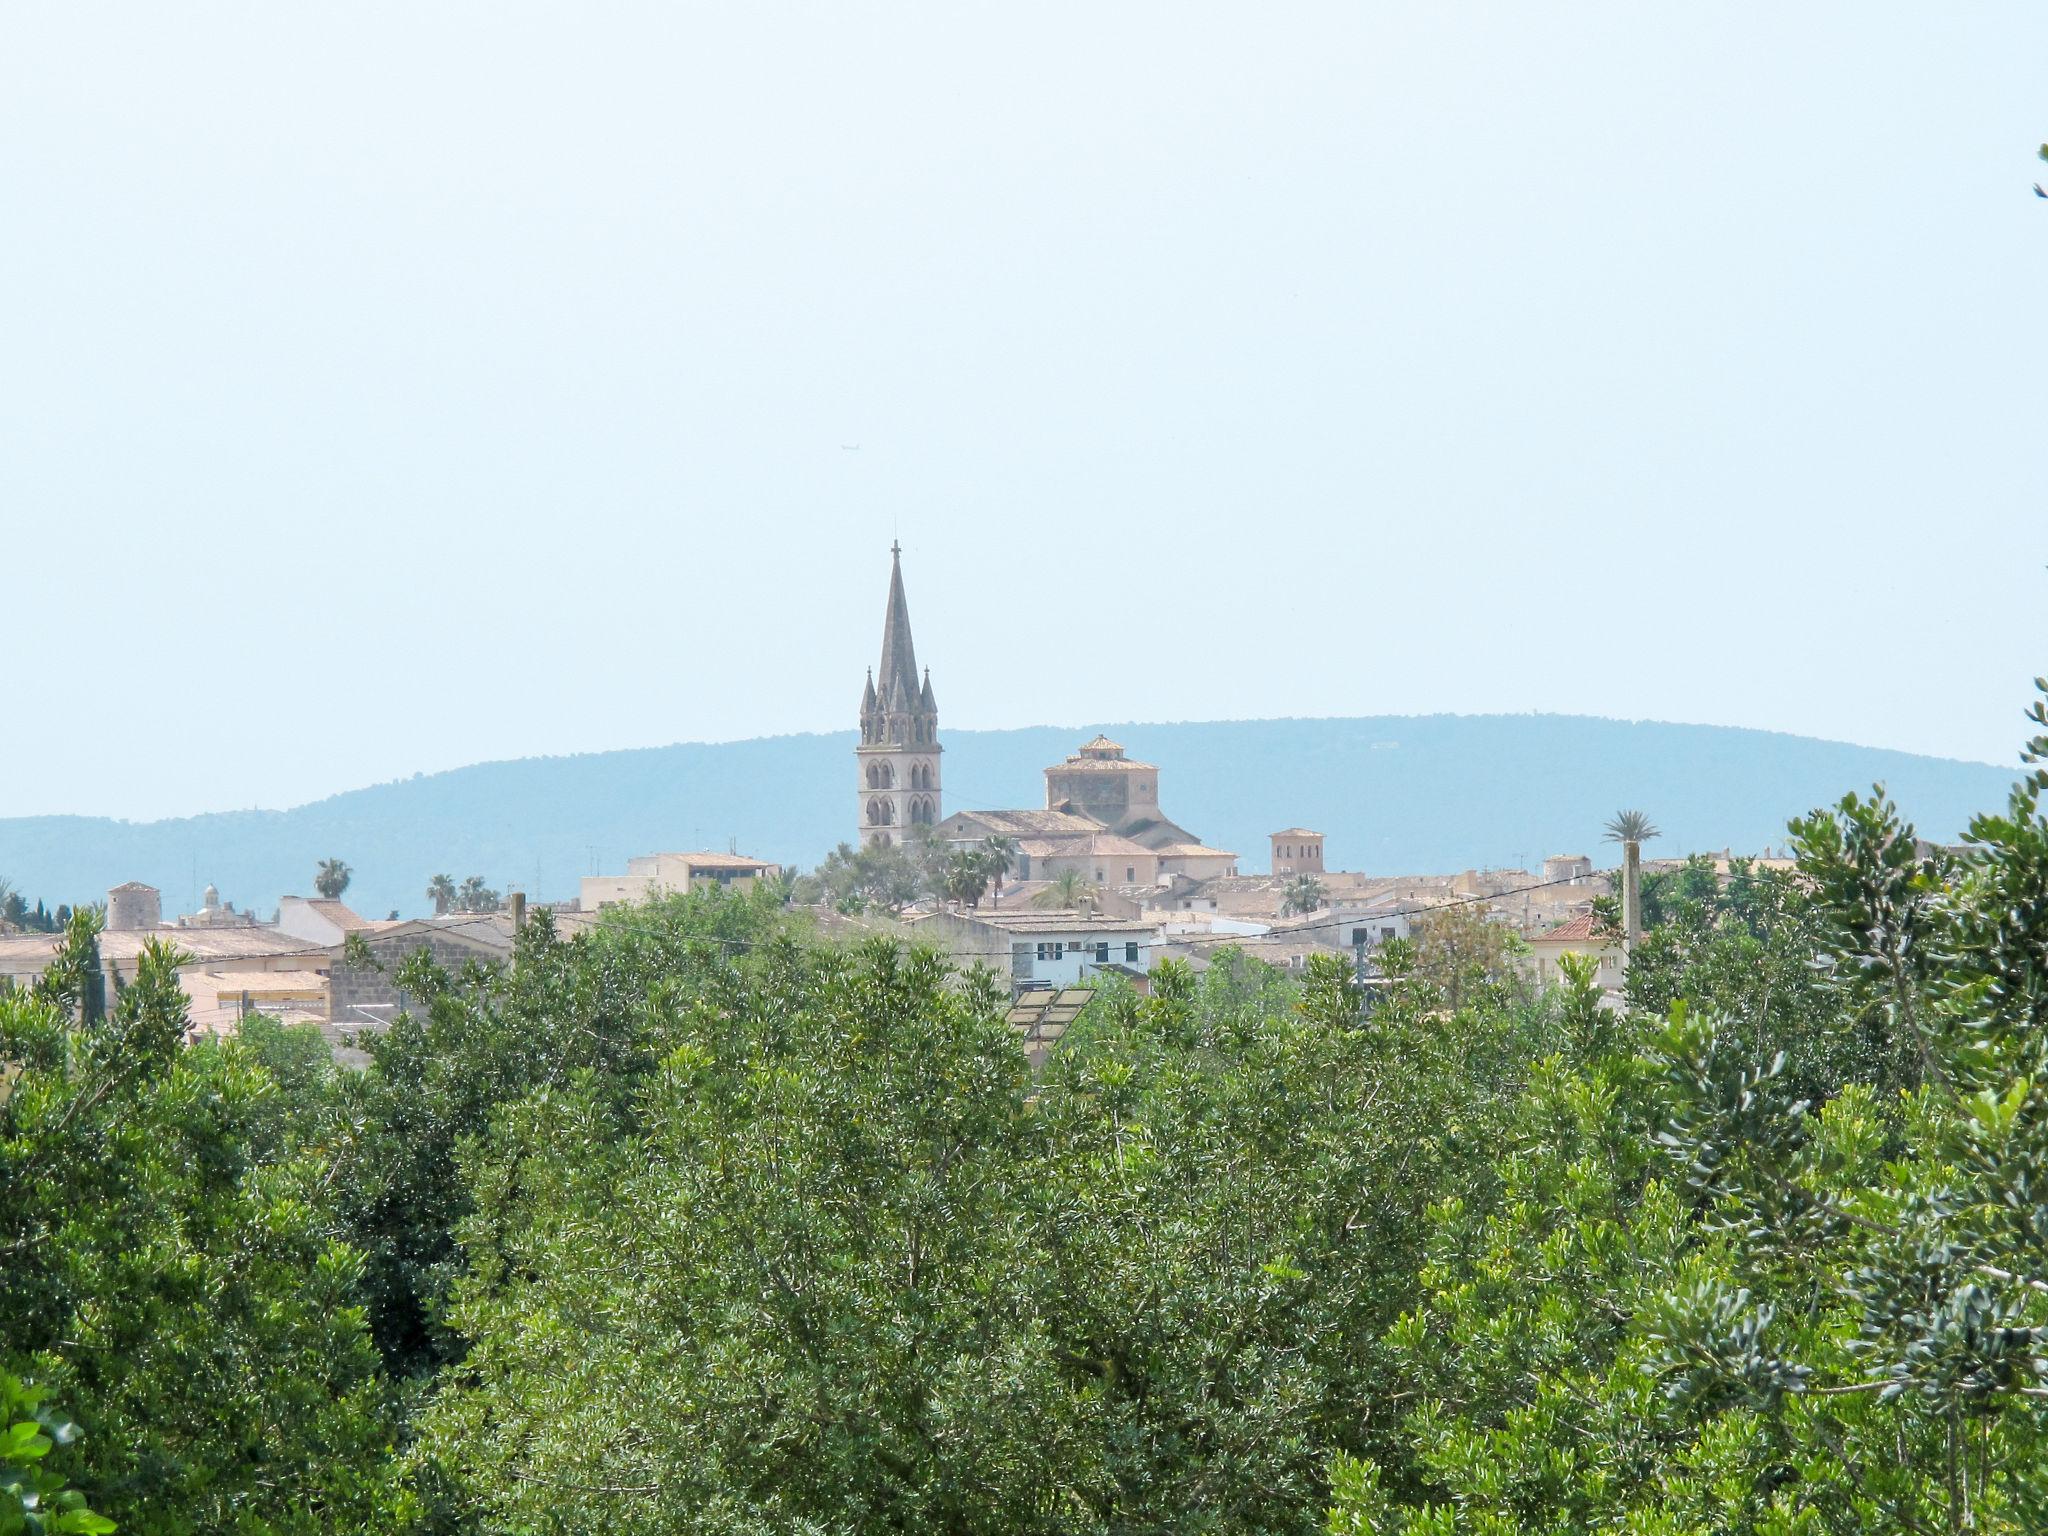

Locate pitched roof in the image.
[1270,827,1322,839]
[357,914,517,955]
[1153,843,1238,859]
[0,927,329,972]
[292,897,374,933]
[661,851,777,870]
[1051,750,1158,772]
[938,808,1105,838]
[1530,913,1611,945]
[1014,834,1157,859]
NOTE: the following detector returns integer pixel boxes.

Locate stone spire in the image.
[876,541,920,710]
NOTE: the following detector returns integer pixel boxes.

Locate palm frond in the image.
[1603,809,1661,844]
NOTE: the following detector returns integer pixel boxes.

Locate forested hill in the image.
[0,714,2021,921]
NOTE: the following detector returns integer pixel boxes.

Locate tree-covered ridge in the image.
[0,713,2017,921]
[1,684,2046,1533]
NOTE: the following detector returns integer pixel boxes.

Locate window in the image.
[1011,942,1032,978]
[1037,941,1065,961]
[1124,942,1139,963]
[1125,866,1135,882]
[1092,942,1109,963]
[1094,869,1104,881]
[1351,927,1368,947]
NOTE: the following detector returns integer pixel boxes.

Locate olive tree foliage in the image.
[1,1372,112,1536]
[0,913,394,1534]
[408,938,1072,1536]
[1619,856,1897,1106]
[1030,948,1553,1533]
[339,887,801,1380]
[1334,681,2048,1535]
[803,839,926,913]
[394,898,1557,1534]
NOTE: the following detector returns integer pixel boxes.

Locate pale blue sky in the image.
[3,2,2044,821]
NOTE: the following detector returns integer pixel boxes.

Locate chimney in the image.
[509,890,527,930]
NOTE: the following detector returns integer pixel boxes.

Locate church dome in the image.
[202,883,220,910]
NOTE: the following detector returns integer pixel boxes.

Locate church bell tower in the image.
[857,543,940,848]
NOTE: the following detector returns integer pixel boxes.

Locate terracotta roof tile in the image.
[1531,913,1610,944]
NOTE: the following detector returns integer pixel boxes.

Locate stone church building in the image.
[856,543,940,848]
[934,737,1236,885]
[854,544,1235,884]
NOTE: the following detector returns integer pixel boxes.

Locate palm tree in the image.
[1031,869,1094,911]
[426,874,456,916]
[1603,809,1660,950]
[942,852,991,910]
[315,859,353,900]
[1603,810,1660,846]
[456,876,502,914]
[1280,874,1326,917]
[981,836,1018,906]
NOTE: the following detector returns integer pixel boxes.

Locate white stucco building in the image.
[906,909,1161,992]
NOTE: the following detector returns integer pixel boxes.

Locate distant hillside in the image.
[0,715,2021,923]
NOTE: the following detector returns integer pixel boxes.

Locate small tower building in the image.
[106,881,162,932]
[856,543,940,848]
[1270,829,1325,876]
[1542,853,1594,887]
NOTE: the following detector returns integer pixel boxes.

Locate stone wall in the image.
[329,931,507,1026]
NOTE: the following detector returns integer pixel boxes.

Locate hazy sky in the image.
[4,2,2044,822]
